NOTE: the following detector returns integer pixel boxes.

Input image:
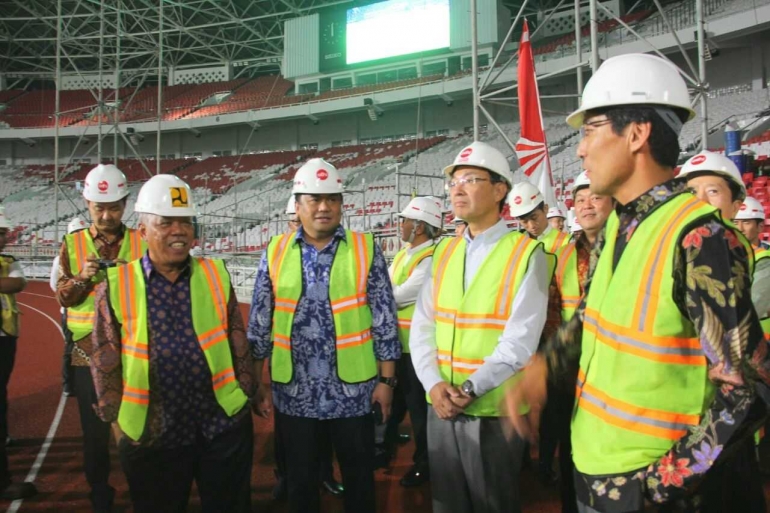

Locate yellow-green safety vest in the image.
[267,230,378,384]
[540,228,570,254]
[554,242,581,322]
[0,255,20,337]
[432,231,541,417]
[753,245,770,338]
[392,244,435,353]
[107,258,248,441]
[572,192,722,475]
[66,228,145,341]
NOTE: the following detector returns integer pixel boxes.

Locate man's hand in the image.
[371,383,394,424]
[78,257,101,282]
[252,383,272,419]
[429,382,465,420]
[504,354,548,443]
[448,386,475,409]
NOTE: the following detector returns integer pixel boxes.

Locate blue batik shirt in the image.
[247,225,401,419]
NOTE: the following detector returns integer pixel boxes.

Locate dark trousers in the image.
[278,411,375,513]
[398,353,428,465]
[60,311,73,393]
[119,415,253,513]
[698,436,766,513]
[0,337,17,488]
[540,384,577,513]
[73,366,114,509]
[274,405,335,480]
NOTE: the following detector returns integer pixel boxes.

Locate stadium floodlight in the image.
[440,94,454,106]
[307,114,320,125]
[188,128,202,138]
[19,137,35,147]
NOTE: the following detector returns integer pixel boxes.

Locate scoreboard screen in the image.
[345,0,450,65]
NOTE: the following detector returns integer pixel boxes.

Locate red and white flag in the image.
[515,20,557,208]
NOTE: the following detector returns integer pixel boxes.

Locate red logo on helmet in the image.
[316,169,329,181]
[97,181,109,192]
[691,155,707,166]
[513,196,522,205]
[459,148,473,161]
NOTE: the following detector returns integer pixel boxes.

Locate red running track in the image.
[5,281,769,512]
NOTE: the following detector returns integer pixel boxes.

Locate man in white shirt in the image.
[0,206,36,500]
[410,142,549,513]
[387,196,443,487]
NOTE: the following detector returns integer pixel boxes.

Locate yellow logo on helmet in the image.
[170,187,189,208]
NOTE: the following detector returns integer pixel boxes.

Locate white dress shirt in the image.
[387,239,435,308]
[409,219,549,397]
[537,225,554,241]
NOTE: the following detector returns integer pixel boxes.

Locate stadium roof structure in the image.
[0,0,556,78]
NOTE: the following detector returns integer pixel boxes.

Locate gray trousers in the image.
[427,407,525,513]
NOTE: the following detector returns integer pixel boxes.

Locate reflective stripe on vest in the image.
[541,229,570,254]
[0,255,19,337]
[753,246,770,339]
[108,258,248,442]
[554,243,581,322]
[66,228,146,341]
[432,231,541,417]
[392,244,435,353]
[572,193,719,475]
[268,230,377,384]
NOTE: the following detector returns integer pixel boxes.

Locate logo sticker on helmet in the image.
[691,155,707,166]
[458,148,473,161]
[170,187,189,208]
[513,196,522,205]
[97,181,109,192]
[316,169,329,181]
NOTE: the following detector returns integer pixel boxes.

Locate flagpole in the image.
[471,0,480,141]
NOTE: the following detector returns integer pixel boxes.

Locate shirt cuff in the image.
[419,368,445,395]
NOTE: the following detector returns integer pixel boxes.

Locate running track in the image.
[5,282,768,512]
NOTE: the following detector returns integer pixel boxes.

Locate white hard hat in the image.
[453,215,466,224]
[546,206,565,219]
[67,217,87,234]
[508,182,545,218]
[679,151,747,201]
[398,196,443,228]
[83,164,130,202]
[0,206,10,230]
[134,174,197,217]
[572,171,591,194]
[443,141,514,187]
[292,158,344,195]
[285,196,296,215]
[566,53,695,129]
[735,196,766,221]
[571,218,583,233]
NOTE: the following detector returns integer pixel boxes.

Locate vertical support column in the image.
[696,0,709,150]
[54,0,62,244]
[590,0,599,72]
[114,0,121,161]
[471,0,480,141]
[575,0,584,97]
[97,0,105,162]
[156,0,164,174]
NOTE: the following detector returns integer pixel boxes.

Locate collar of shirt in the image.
[405,239,434,256]
[463,218,510,246]
[462,219,511,288]
[537,225,553,241]
[141,252,192,281]
[614,177,688,227]
[89,223,126,246]
[294,225,347,249]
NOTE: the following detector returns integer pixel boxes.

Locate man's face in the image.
[87,199,125,234]
[448,167,507,223]
[735,219,762,245]
[296,194,343,239]
[0,228,8,252]
[687,175,742,221]
[287,215,301,233]
[400,217,415,243]
[518,207,549,238]
[574,188,614,233]
[548,217,564,231]
[139,215,194,267]
[577,115,635,198]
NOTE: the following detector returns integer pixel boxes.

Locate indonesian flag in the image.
[515,20,557,209]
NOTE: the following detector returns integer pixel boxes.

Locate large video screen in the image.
[345,0,450,66]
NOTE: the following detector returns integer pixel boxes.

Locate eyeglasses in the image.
[580,118,613,137]
[446,177,490,189]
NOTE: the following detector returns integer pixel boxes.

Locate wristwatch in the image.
[378,376,398,388]
[461,380,477,398]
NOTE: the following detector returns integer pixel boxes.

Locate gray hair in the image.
[137,212,157,226]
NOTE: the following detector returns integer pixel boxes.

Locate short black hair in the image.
[587,106,688,169]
